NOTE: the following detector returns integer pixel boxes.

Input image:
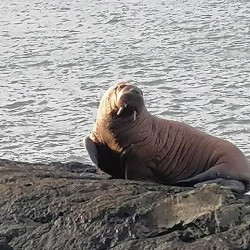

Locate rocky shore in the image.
[0,158,250,250]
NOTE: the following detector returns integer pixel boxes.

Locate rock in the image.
[0,158,250,250]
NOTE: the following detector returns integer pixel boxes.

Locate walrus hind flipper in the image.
[193,178,245,193]
[175,163,247,193]
[84,136,98,166]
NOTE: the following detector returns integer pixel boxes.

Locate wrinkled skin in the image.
[85,82,250,193]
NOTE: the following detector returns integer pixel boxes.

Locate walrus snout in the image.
[115,84,144,118]
[117,85,143,107]
[129,86,143,96]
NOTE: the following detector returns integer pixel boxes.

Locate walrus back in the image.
[143,118,223,182]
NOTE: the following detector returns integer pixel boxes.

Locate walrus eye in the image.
[117,84,127,91]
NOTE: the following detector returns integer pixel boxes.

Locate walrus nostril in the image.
[130,88,142,95]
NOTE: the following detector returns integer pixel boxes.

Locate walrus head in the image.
[97,82,145,121]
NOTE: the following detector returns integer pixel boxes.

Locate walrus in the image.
[85,81,250,193]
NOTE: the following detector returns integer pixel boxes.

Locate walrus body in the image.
[85,82,250,193]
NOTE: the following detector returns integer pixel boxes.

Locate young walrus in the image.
[85,81,250,193]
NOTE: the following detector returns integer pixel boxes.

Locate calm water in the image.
[1,0,250,164]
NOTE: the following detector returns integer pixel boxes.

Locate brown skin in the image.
[85,82,250,193]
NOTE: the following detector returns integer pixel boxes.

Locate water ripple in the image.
[0,0,250,163]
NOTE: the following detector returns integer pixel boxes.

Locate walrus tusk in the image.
[117,104,127,116]
[117,107,124,116]
[133,111,137,121]
[117,107,137,121]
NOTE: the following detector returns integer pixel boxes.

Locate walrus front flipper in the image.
[124,154,159,183]
[85,136,124,179]
[84,136,98,166]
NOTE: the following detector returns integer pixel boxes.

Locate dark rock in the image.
[0,158,250,250]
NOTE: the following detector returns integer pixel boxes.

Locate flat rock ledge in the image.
[0,159,250,250]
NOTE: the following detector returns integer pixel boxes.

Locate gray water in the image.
[1,0,250,164]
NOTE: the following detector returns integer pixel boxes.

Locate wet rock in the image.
[0,158,250,250]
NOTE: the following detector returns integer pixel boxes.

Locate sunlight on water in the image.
[0,0,250,163]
